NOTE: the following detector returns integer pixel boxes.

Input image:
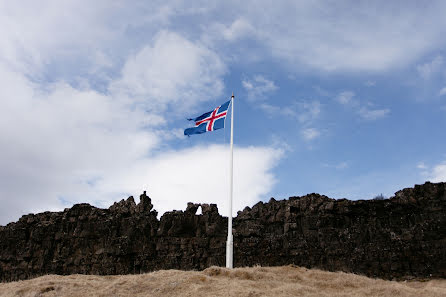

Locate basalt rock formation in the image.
[1,183,445,282]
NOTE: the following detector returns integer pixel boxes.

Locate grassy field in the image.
[1,265,445,297]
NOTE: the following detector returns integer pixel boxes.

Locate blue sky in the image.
[1,1,446,225]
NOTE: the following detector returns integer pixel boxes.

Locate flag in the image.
[184,100,231,136]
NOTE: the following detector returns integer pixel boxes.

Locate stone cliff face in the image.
[1,183,445,282]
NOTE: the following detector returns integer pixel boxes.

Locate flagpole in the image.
[226,92,234,269]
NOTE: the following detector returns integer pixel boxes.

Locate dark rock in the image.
[0,182,445,282]
[109,196,136,215]
[136,191,153,213]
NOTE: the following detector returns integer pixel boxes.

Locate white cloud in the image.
[313,86,330,97]
[336,91,355,105]
[417,162,427,170]
[365,81,376,87]
[200,17,259,54]
[5,1,446,75]
[302,128,320,141]
[258,103,282,117]
[0,1,121,76]
[335,90,390,121]
[335,162,348,169]
[221,18,256,42]
[270,134,293,153]
[296,101,323,142]
[0,1,217,82]
[259,100,320,123]
[110,31,226,114]
[417,56,443,79]
[242,75,277,101]
[233,2,446,72]
[257,100,322,142]
[296,100,321,123]
[359,107,390,121]
[439,87,446,96]
[259,103,296,118]
[430,161,446,182]
[94,145,283,217]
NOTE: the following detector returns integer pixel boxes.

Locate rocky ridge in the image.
[0,182,445,282]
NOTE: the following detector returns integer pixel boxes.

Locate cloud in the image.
[95,145,284,217]
[323,162,349,170]
[0,1,220,82]
[220,18,256,42]
[242,75,277,101]
[358,107,390,121]
[336,162,349,169]
[296,100,321,123]
[417,55,443,79]
[417,162,427,170]
[5,1,446,76]
[0,0,139,79]
[430,161,446,182]
[257,100,322,142]
[439,87,446,96]
[417,161,446,182]
[231,2,446,72]
[313,86,330,97]
[336,91,355,105]
[258,103,296,118]
[335,90,390,121]
[301,128,320,141]
[110,31,226,114]
[258,100,321,123]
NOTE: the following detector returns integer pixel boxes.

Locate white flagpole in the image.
[226,92,234,269]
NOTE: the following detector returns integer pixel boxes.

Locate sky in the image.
[1,1,446,225]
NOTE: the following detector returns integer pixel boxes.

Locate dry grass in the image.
[1,266,445,297]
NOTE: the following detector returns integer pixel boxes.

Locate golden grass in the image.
[1,266,445,297]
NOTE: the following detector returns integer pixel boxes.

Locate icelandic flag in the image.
[184,100,231,136]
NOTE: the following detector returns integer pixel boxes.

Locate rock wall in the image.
[1,182,445,282]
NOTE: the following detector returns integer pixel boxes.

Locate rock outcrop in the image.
[1,182,445,282]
